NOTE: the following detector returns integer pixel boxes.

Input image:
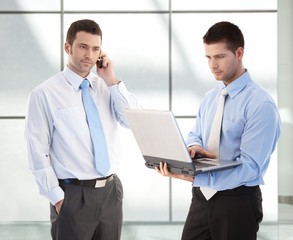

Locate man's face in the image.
[204,42,243,85]
[65,31,102,78]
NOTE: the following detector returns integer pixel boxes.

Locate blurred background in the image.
[0,0,292,239]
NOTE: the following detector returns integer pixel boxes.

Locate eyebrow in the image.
[205,53,226,57]
[78,43,101,49]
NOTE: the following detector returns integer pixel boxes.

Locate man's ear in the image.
[236,47,244,59]
[64,42,70,54]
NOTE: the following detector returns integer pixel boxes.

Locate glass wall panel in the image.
[0,120,49,221]
[64,0,168,11]
[171,118,196,221]
[172,0,277,11]
[0,0,60,11]
[171,13,277,116]
[0,14,61,116]
[64,14,169,110]
[119,127,170,221]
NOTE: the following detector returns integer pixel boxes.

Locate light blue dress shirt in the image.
[186,71,281,191]
[25,66,141,204]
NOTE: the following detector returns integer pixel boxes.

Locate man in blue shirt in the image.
[156,21,281,240]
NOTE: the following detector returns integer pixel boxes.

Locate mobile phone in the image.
[97,58,103,68]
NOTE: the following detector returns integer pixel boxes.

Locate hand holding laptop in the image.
[155,162,194,182]
[155,145,215,182]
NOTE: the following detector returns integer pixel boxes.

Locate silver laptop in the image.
[125,109,241,176]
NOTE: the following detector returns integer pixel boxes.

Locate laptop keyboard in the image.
[194,159,219,169]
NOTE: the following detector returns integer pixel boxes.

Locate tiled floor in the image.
[0,222,292,240]
[0,203,292,240]
[123,223,293,240]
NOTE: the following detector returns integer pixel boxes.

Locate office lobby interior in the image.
[0,0,292,239]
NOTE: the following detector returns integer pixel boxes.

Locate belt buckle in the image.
[94,179,107,188]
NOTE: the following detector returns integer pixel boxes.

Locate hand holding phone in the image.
[96,53,119,86]
[97,57,103,68]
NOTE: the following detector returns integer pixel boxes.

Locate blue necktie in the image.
[80,79,110,176]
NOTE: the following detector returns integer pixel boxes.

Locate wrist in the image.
[105,76,120,86]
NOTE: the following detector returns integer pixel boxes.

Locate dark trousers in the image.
[50,174,123,240]
[182,186,263,240]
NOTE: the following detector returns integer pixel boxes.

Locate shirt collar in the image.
[63,66,96,91]
[225,70,252,99]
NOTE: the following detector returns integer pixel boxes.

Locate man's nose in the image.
[85,49,94,58]
[210,59,218,68]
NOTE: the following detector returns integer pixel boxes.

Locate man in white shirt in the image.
[25,19,140,240]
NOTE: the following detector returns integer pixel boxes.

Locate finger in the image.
[100,52,107,58]
[200,149,216,159]
[163,162,168,171]
[155,165,162,174]
[155,162,163,175]
[160,162,166,175]
[189,147,196,158]
[163,162,171,176]
[100,58,111,69]
[96,52,109,68]
[102,58,109,68]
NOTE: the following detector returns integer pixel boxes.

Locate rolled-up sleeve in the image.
[25,91,64,205]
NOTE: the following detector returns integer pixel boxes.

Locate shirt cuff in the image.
[109,81,131,104]
[109,81,127,95]
[48,186,64,205]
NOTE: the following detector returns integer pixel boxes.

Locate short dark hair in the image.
[203,21,244,52]
[66,19,102,45]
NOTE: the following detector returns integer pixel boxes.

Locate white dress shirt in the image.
[25,66,140,205]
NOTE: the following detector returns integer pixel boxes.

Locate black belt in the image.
[59,174,114,188]
[217,185,260,195]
